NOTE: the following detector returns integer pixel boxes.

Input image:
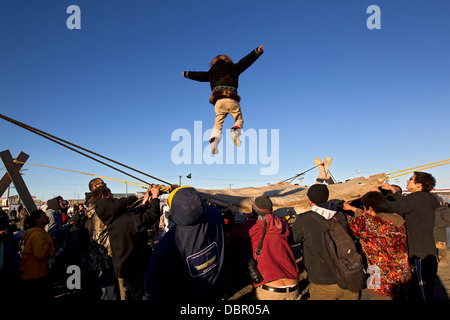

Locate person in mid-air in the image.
[183,44,264,154]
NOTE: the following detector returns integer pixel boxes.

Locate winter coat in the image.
[144,187,226,300]
[434,205,450,242]
[387,191,440,259]
[20,227,55,280]
[227,214,299,287]
[291,201,350,285]
[348,209,411,297]
[184,47,263,104]
[95,197,160,278]
[45,197,70,249]
[84,193,138,271]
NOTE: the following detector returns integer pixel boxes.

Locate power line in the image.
[0,113,176,188]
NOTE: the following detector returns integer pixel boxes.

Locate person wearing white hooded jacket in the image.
[291,184,359,300]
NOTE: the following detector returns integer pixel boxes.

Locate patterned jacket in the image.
[348,209,411,298]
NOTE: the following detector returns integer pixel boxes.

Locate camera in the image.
[247,258,264,284]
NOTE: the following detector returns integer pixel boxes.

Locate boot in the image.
[210,129,222,154]
[230,126,241,147]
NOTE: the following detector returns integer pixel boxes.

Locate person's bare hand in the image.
[381,182,396,193]
[142,185,160,205]
[257,44,264,54]
[151,185,160,199]
[342,202,356,212]
[142,188,151,205]
[370,186,382,192]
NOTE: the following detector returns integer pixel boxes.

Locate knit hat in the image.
[252,195,273,215]
[307,184,329,205]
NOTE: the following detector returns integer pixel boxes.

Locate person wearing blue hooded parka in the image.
[144,186,226,300]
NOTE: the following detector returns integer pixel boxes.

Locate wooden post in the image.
[0,150,37,213]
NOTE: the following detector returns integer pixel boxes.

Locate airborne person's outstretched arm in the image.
[182,71,209,82]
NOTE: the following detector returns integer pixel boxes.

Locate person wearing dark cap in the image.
[227,195,300,300]
[92,185,161,300]
[291,184,359,300]
[144,186,226,300]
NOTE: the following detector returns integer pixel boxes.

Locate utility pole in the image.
[6,184,10,210]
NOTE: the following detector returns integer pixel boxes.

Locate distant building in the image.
[1,194,38,212]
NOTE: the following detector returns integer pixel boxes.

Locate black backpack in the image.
[311,213,366,293]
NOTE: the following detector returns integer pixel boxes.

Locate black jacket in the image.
[387,191,440,260]
[389,191,439,259]
[95,197,161,278]
[291,201,349,285]
[184,47,263,104]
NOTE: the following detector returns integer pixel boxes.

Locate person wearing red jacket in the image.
[227,195,300,300]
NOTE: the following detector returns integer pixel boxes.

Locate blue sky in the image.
[1,0,449,202]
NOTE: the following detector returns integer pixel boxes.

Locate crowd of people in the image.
[0,171,449,301]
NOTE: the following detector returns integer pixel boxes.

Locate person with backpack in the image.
[291,184,363,300]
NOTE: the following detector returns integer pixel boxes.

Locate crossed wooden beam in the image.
[314,156,334,185]
[0,150,37,213]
